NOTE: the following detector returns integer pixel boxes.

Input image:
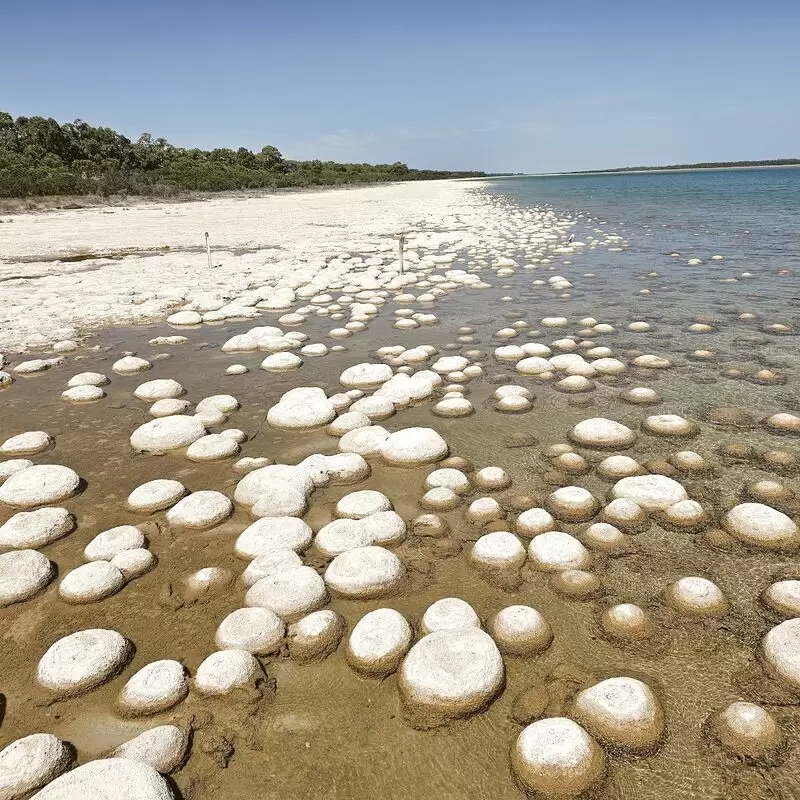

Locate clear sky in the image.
[2,0,798,172]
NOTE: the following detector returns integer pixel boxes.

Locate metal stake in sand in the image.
[398,233,406,274]
[205,231,213,269]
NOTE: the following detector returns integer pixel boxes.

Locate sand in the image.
[0,180,484,353]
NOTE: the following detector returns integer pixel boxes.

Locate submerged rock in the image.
[708,701,784,760]
[511,717,605,797]
[398,628,504,725]
[572,677,665,753]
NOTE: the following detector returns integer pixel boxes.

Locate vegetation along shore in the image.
[0,111,492,200]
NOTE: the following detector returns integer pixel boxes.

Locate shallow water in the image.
[2,176,800,798]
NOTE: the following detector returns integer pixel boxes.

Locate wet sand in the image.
[2,186,800,799]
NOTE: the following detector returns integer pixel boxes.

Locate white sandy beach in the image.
[0,180,490,353]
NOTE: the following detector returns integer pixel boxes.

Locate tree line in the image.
[0,112,488,198]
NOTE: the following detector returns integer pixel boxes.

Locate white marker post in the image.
[205,231,213,269]
[398,233,406,275]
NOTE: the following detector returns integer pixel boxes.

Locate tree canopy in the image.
[0,111,488,197]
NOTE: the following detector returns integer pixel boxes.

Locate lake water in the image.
[485,167,800,310]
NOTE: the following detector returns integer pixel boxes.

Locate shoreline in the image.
[0,179,491,354]
[0,177,496,217]
[0,180,410,217]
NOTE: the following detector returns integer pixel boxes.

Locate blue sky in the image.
[2,0,798,172]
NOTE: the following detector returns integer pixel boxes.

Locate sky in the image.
[2,0,799,173]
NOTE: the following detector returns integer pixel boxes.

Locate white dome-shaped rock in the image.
[0,507,74,549]
[570,418,637,449]
[340,363,393,389]
[165,491,233,530]
[36,629,132,698]
[215,607,285,654]
[0,550,54,606]
[347,608,412,677]
[0,465,81,509]
[126,480,187,513]
[573,677,665,753]
[84,525,145,561]
[489,605,553,656]
[724,503,799,549]
[0,733,73,800]
[116,660,189,717]
[130,416,206,452]
[235,517,312,559]
[112,356,153,375]
[611,475,688,510]
[134,379,184,402]
[471,531,526,570]
[511,718,605,797]
[398,628,504,724]
[59,561,126,603]
[1,431,52,455]
[29,758,174,800]
[381,427,448,466]
[324,546,405,598]
[245,566,328,621]
[421,597,481,635]
[762,618,800,693]
[288,609,346,663]
[194,649,262,695]
[528,531,591,572]
[113,724,190,775]
[336,490,392,519]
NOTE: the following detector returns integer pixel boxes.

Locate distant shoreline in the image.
[480,162,800,180]
[557,161,800,177]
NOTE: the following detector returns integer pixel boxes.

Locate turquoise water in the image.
[488,167,800,269]
[481,167,800,315]
[488,167,800,251]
